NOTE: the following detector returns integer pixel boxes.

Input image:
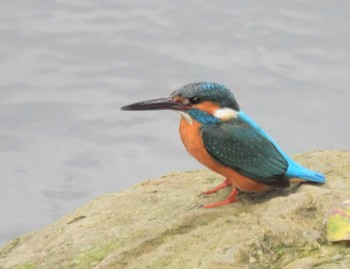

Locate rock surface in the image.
[1,150,350,269]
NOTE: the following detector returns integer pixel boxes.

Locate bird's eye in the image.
[189,97,200,104]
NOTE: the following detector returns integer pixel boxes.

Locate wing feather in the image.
[201,120,289,187]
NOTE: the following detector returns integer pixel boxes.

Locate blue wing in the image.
[201,119,290,187]
[239,111,325,184]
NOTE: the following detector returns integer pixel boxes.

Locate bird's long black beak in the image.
[121,97,189,111]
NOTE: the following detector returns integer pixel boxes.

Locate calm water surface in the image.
[1,1,349,246]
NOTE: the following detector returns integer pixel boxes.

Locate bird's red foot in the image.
[200,178,232,196]
[202,188,239,208]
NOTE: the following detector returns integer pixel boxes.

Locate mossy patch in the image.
[14,262,36,269]
[67,240,124,268]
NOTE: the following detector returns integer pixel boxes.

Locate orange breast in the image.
[179,115,269,193]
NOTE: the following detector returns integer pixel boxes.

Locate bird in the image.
[121,82,325,208]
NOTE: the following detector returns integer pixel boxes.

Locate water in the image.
[0,0,349,246]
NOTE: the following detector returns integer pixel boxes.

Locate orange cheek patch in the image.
[193,101,220,115]
[172,96,184,103]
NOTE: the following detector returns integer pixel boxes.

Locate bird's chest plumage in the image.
[179,116,208,165]
[179,115,232,174]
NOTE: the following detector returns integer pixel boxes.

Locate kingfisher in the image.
[121,82,325,208]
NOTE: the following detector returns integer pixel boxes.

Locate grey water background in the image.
[0,1,349,246]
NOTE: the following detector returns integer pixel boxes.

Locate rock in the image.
[0,150,350,269]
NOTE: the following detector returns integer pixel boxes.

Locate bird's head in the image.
[121,82,240,124]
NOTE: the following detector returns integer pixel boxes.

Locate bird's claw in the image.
[199,192,209,198]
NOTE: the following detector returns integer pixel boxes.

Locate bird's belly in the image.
[179,117,269,193]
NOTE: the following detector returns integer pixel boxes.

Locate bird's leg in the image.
[202,187,239,208]
[200,178,232,196]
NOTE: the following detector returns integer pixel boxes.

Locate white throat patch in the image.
[214,108,238,121]
[180,112,193,125]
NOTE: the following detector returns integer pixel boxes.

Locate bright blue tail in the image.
[285,158,325,184]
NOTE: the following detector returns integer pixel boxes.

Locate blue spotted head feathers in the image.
[171,82,240,111]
